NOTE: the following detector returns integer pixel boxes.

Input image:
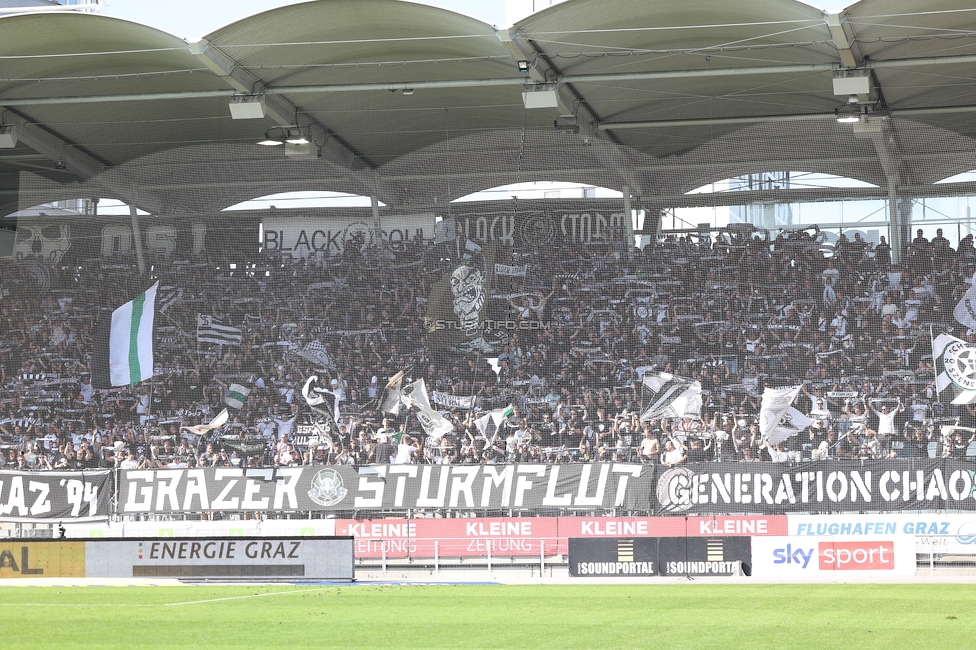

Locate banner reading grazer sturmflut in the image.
[0,470,111,521]
[117,464,656,514]
[654,459,976,515]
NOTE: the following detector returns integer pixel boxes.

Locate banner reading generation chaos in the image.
[655,459,976,515]
[117,464,656,514]
[0,470,111,521]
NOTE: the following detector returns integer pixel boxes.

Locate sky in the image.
[100,0,835,41]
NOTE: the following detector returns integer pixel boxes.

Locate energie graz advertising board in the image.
[0,538,354,580]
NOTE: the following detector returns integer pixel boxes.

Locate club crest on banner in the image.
[656,466,695,513]
[942,340,976,391]
[307,469,348,507]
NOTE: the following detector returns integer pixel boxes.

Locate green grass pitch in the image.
[0,583,972,648]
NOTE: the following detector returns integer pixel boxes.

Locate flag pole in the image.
[930,325,942,406]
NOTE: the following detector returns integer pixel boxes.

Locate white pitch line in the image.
[0,603,159,607]
[2,586,339,608]
[163,586,337,607]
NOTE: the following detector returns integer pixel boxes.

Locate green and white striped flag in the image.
[225,383,251,409]
[92,282,158,388]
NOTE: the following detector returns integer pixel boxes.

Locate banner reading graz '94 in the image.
[117,464,656,514]
[655,460,976,515]
[0,470,111,521]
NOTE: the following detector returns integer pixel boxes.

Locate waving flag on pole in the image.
[934,333,976,404]
[380,369,408,415]
[400,378,432,410]
[180,409,229,436]
[224,384,251,410]
[639,372,702,421]
[953,281,976,329]
[196,314,242,346]
[92,282,158,388]
[758,385,803,438]
[767,407,812,445]
[476,405,514,443]
[411,402,455,441]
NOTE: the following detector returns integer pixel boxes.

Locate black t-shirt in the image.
[372,442,394,464]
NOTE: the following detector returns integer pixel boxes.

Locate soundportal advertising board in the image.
[568,537,752,577]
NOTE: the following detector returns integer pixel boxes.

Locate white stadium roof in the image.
[1,0,976,215]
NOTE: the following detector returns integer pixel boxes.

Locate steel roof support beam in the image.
[8,52,976,108]
[504,28,645,196]
[497,27,550,83]
[0,107,104,179]
[189,39,371,173]
[188,39,410,204]
[824,12,862,69]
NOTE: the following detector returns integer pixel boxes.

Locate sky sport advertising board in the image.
[751,536,916,578]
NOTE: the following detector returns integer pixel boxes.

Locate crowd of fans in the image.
[2,222,976,472]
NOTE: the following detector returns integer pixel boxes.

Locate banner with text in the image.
[654,459,976,515]
[0,470,111,522]
[117,464,657,515]
[262,214,435,258]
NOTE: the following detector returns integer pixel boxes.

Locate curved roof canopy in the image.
[1,0,976,214]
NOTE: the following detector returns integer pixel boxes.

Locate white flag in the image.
[400,378,431,410]
[933,333,976,404]
[180,409,229,436]
[955,281,976,329]
[759,385,802,438]
[380,369,408,415]
[767,407,812,445]
[412,402,455,441]
[476,405,514,443]
[640,372,702,421]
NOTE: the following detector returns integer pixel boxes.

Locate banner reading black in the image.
[0,470,111,521]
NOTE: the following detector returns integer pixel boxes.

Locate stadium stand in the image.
[0,222,971,472]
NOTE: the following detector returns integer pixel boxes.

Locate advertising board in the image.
[751,536,916,578]
[334,517,558,559]
[333,516,785,559]
[789,513,976,554]
[0,538,354,580]
[568,537,750,577]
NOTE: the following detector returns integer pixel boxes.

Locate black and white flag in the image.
[639,372,703,421]
[197,314,242,346]
[298,339,335,369]
[934,333,976,405]
[157,285,183,313]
